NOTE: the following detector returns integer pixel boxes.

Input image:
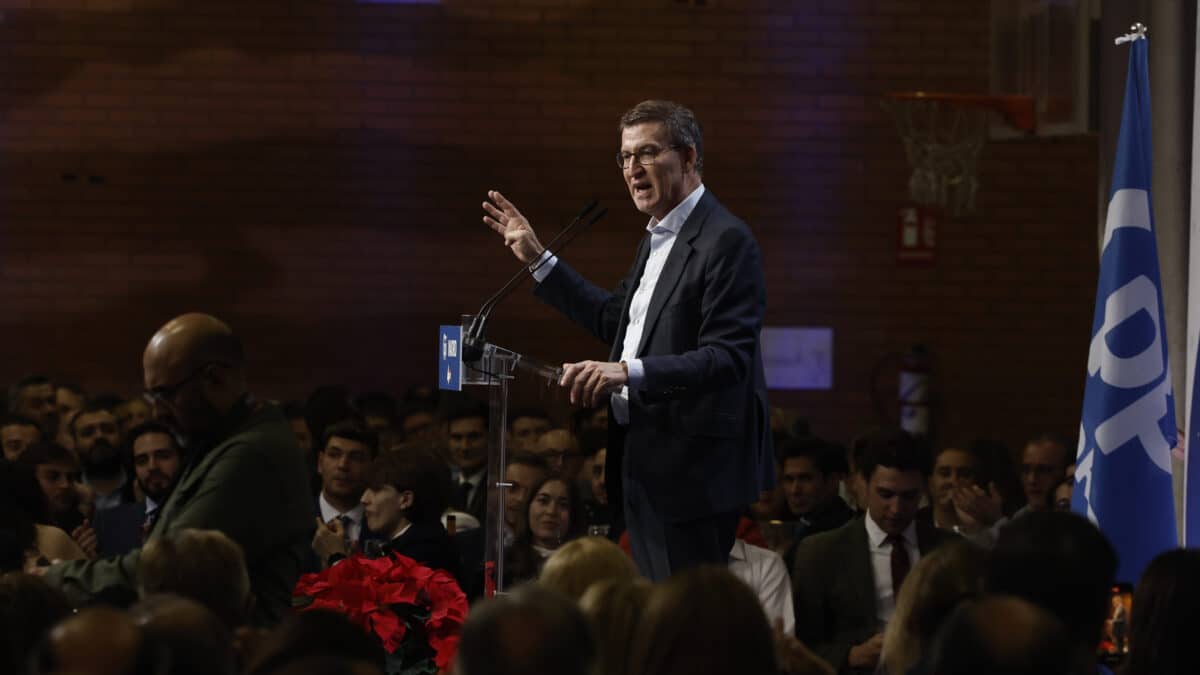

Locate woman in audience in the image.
[629,566,777,675]
[880,539,986,675]
[580,578,654,675]
[539,535,638,601]
[1123,548,1200,675]
[506,475,585,584]
[0,460,84,571]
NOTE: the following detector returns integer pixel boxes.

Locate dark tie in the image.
[339,515,355,548]
[887,534,911,598]
[454,480,472,511]
[141,507,159,542]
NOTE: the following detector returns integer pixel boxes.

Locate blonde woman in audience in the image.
[138,528,253,628]
[539,535,638,601]
[880,539,986,675]
[579,578,653,675]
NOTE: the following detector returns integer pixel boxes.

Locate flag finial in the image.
[1115,23,1148,45]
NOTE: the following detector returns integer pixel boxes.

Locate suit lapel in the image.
[634,192,714,357]
[846,518,878,619]
[609,233,653,361]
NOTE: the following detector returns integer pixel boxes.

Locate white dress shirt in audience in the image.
[729,539,795,634]
[319,492,364,544]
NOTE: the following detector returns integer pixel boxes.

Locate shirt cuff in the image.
[624,358,644,387]
[529,250,557,282]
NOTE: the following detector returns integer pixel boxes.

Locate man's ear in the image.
[399,490,415,511]
[682,145,698,173]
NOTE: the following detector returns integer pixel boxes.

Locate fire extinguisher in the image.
[898,345,932,436]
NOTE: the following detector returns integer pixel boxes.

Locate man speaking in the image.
[482,100,773,580]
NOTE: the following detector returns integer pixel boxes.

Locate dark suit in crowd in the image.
[792,516,958,674]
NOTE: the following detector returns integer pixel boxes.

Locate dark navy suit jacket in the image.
[534,189,774,523]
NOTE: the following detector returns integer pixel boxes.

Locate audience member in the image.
[879,539,986,675]
[303,386,357,454]
[137,528,253,628]
[579,578,653,675]
[115,396,152,436]
[1123,548,1200,675]
[777,436,854,571]
[730,536,795,634]
[538,535,638,601]
[95,422,183,557]
[19,441,89,535]
[629,566,777,675]
[312,421,381,558]
[985,510,1116,674]
[456,584,595,675]
[927,595,1077,675]
[318,449,459,578]
[71,400,135,512]
[578,428,612,532]
[1018,434,1071,514]
[0,460,85,569]
[244,610,386,675]
[457,454,550,600]
[34,606,163,675]
[571,404,608,435]
[1,413,42,462]
[0,573,72,675]
[129,593,238,675]
[921,443,1004,538]
[45,313,314,625]
[355,392,399,433]
[506,475,586,585]
[446,397,490,523]
[9,375,58,437]
[54,383,86,443]
[508,406,551,453]
[793,428,956,674]
[533,428,585,479]
[398,401,437,443]
[283,401,314,458]
[1051,477,1073,512]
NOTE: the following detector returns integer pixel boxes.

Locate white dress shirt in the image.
[729,539,795,634]
[864,513,920,625]
[319,492,365,544]
[531,184,707,424]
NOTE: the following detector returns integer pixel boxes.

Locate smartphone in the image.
[1098,583,1133,665]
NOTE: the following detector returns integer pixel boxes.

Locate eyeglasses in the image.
[143,362,228,406]
[616,144,681,169]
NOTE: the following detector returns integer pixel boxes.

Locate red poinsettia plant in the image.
[293,553,468,675]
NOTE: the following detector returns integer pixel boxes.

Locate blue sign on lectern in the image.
[438,325,463,391]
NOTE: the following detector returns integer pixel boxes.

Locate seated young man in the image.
[313,449,459,581]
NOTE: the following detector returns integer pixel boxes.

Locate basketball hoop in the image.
[882,92,1035,216]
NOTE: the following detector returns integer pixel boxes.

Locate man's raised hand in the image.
[482,190,544,264]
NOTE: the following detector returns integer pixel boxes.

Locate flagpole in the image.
[1075,21,1179,583]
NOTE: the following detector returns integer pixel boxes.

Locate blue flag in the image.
[1074,36,1177,583]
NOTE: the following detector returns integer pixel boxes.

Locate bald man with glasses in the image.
[43,313,313,625]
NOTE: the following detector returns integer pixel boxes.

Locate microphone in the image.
[463,201,607,362]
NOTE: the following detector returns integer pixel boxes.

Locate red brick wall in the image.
[0,0,1097,451]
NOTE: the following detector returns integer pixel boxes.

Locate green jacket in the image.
[46,402,314,625]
